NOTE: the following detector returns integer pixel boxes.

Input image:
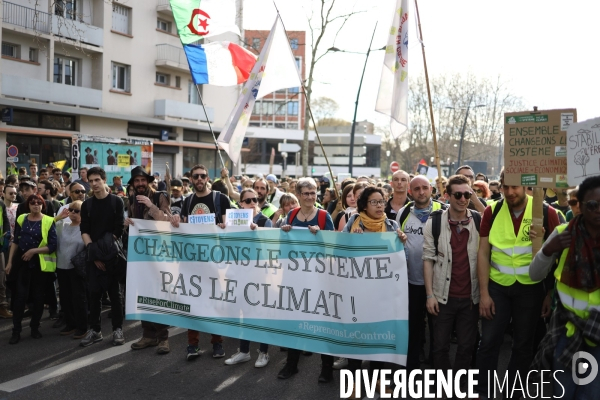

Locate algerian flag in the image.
[170,0,240,43]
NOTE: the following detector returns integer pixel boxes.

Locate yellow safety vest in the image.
[400,200,444,230]
[16,214,57,273]
[488,195,538,286]
[554,224,600,346]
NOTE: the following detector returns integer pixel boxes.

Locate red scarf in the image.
[562,214,600,292]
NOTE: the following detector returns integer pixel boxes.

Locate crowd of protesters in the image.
[0,160,597,399]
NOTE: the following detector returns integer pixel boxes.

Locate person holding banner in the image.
[181,164,231,360]
[125,166,177,355]
[529,175,600,398]
[278,177,335,382]
[223,188,271,368]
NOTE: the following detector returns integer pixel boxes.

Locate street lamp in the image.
[328,27,385,176]
[445,96,485,167]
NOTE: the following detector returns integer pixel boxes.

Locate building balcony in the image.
[155,99,214,123]
[1,74,102,109]
[2,1,103,48]
[3,1,51,34]
[157,0,173,16]
[156,44,188,73]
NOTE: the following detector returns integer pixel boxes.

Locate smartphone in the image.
[234,175,242,180]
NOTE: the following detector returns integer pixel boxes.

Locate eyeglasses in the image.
[72,190,86,194]
[29,200,43,206]
[192,173,208,180]
[368,200,386,206]
[68,208,81,214]
[301,191,317,198]
[6,192,16,196]
[241,198,258,204]
[568,199,578,207]
[473,189,483,194]
[450,191,473,200]
[583,200,600,212]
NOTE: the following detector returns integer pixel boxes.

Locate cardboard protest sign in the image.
[567,116,600,186]
[504,109,576,188]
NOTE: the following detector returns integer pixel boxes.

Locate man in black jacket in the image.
[79,167,125,348]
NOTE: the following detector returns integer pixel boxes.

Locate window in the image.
[287,123,298,129]
[253,102,261,114]
[112,62,131,92]
[29,48,38,63]
[7,110,75,131]
[2,42,19,58]
[55,0,77,20]
[54,57,78,86]
[156,73,169,85]
[290,38,299,50]
[188,81,200,104]
[275,102,286,115]
[175,76,181,88]
[157,19,170,32]
[261,102,273,115]
[112,3,131,35]
[252,38,260,50]
[287,101,299,116]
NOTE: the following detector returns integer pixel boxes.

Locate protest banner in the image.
[503,108,576,188]
[226,209,252,226]
[126,220,409,364]
[566,116,600,186]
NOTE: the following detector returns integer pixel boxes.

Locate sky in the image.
[243,0,600,132]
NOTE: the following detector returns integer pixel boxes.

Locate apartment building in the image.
[0,0,241,178]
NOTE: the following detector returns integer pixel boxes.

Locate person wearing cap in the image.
[17,181,54,218]
[181,176,192,197]
[153,172,167,192]
[125,166,178,355]
[266,174,283,208]
[170,179,184,216]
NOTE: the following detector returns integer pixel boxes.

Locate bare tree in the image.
[381,72,525,175]
[311,96,339,124]
[301,0,364,176]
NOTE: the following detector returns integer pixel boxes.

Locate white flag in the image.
[375,0,409,139]
[217,16,301,165]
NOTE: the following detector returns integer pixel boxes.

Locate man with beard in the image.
[180,164,231,361]
[254,178,277,219]
[125,166,176,355]
[396,175,447,372]
[170,179,184,216]
[385,170,411,220]
[38,180,61,213]
[56,182,87,222]
[475,169,560,399]
[17,181,54,218]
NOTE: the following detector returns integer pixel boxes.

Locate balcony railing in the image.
[3,1,51,34]
[157,0,171,6]
[156,44,188,70]
[157,0,173,15]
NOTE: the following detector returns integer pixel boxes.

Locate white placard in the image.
[188,213,216,225]
[225,209,252,227]
[567,116,600,186]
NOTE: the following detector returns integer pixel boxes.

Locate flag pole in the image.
[414,0,443,195]
[271,11,336,182]
[195,84,226,169]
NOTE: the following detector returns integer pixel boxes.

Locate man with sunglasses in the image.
[180,164,231,360]
[56,183,87,223]
[396,175,447,372]
[423,175,481,380]
[455,165,487,213]
[488,180,502,201]
[475,169,561,399]
[125,166,176,355]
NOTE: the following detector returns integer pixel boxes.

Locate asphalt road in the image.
[0,308,513,400]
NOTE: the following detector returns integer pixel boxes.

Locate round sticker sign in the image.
[7,145,18,158]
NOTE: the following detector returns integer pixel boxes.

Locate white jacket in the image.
[421,209,480,305]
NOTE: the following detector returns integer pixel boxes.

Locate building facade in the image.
[0,0,242,179]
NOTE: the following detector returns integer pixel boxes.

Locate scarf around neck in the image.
[412,201,433,223]
[562,214,600,292]
[351,211,387,233]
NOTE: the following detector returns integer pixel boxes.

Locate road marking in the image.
[0,327,186,393]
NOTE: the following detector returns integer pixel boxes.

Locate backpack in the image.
[397,200,448,229]
[430,209,481,256]
[490,199,551,241]
[183,190,225,223]
[288,207,328,230]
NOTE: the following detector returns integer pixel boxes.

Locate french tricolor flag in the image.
[184,42,257,86]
